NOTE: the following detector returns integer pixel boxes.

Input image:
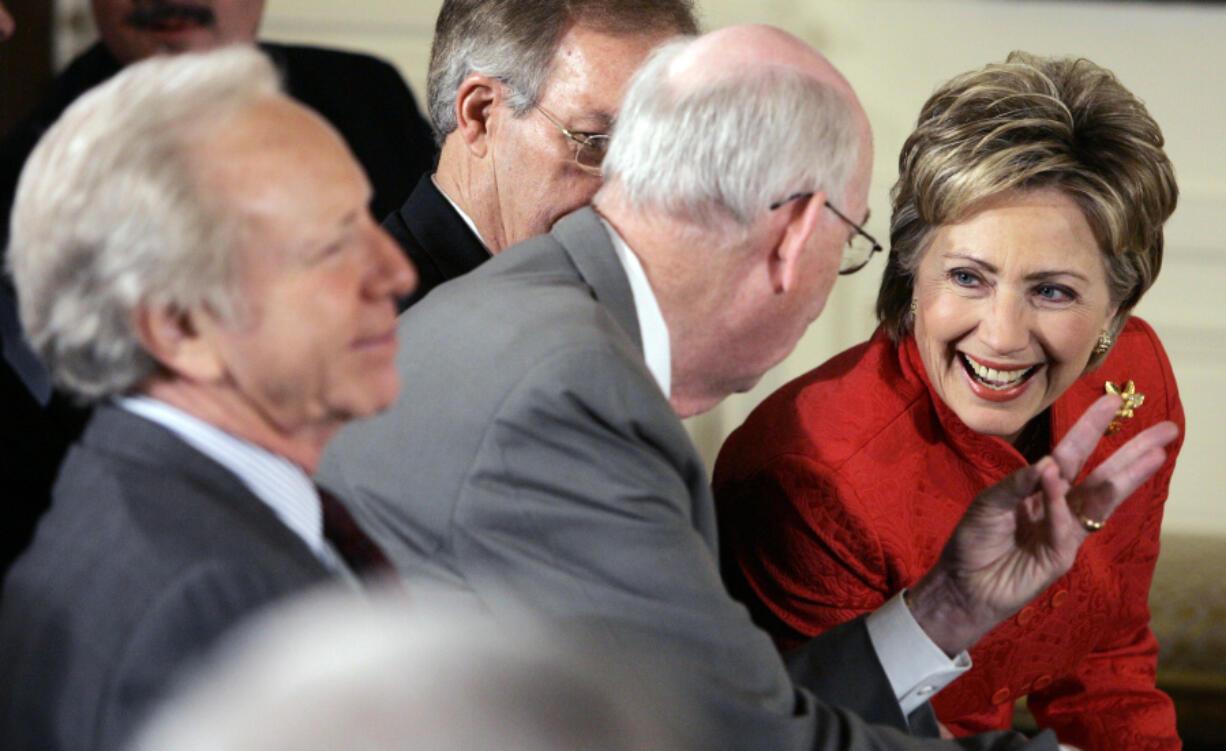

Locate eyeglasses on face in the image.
[533,103,609,176]
[769,192,883,275]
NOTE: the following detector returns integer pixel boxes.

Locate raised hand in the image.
[906,394,1179,656]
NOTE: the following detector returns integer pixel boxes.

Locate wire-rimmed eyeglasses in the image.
[533,104,610,176]
[769,192,883,275]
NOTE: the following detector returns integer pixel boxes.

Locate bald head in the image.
[592,24,875,415]
[598,24,870,229]
[672,24,856,100]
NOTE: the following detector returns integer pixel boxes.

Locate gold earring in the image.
[909,299,918,315]
[1093,330,1113,356]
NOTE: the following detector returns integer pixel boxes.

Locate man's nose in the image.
[366,224,417,301]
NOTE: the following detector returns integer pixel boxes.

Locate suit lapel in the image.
[80,406,328,575]
[402,177,490,281]
[549,207,643,353]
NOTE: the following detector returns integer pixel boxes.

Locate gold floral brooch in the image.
[1104,380,1145,435]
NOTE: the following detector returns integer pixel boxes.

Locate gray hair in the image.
[601,39,861,229]
[426,0,698,144]
[7,46,281,401]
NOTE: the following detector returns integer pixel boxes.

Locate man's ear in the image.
[134,302,228,383]
[454,73,503,158]
[769,191,827,294]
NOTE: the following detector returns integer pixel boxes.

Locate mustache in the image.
[126,2,215,30]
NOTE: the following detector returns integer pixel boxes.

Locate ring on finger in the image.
[1077,514,1106,533]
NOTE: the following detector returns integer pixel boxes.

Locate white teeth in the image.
[962,354,1032,389]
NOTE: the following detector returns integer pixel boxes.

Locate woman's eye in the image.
[950,270,979,286]
[1036,284,1075,302]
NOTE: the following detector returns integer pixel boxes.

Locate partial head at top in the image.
[92,0,266,64]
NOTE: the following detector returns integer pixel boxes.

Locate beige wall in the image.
[260,0,1226,536]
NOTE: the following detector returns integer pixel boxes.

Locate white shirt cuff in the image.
[864,591,971,715]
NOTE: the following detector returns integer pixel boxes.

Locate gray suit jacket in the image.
[0,406,333,751]
[318,208,1055,751]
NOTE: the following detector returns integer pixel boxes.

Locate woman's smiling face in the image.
[912,188,1118,445]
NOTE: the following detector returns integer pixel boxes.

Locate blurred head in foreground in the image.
[130,587,704,751]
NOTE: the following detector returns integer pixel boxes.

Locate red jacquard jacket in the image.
[713,317,1183,751]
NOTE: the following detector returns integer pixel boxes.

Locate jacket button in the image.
[992,687,1011,704]
[1016,605,1036,626]
[1051,590,1068,608]
[1033,675,1053,691]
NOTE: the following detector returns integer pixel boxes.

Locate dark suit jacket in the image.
[0,350,87,573]
[0,41,436,241]
[318,208,1055,751]
[0,406,333,751]
[382,175,489,309]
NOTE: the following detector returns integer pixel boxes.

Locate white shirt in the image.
[865,592,971,714]
[595,221,969,715]
[599,218,671,396]
[433,175,491,251]
[117,395,344,572]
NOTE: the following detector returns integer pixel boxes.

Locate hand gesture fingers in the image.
[1051,394,1122,481]
[1068,420,1178,526]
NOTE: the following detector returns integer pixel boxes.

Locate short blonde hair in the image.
[877,52,1177,364]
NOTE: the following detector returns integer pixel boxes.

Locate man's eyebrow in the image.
[301,208,362,255]
[581,111,615,131]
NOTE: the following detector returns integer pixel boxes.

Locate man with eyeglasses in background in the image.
[320,23,1175,750]
[385,0,696,308]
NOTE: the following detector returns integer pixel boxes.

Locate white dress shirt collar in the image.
[432,175,490,251]
[117,395,336,568]
[599,217,671,397]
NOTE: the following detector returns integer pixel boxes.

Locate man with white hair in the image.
[0,47,415,751]
[385,0,696,308]
[0,0,435,572]
[320,25,1177,750]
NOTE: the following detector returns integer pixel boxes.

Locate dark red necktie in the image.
[317,487,397,579]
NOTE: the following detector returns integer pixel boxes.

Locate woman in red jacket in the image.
[714,52,1182,751]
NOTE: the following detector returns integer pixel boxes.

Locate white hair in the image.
[601,39,860,230]
[128,586,705,751]
[6,45,280,401]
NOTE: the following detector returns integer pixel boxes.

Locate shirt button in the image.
[1051,590,1068,608]
[915,685,936,696]
[992,687,1011,705]
[1016,605,1036,626]
[1033,674,1053,691]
